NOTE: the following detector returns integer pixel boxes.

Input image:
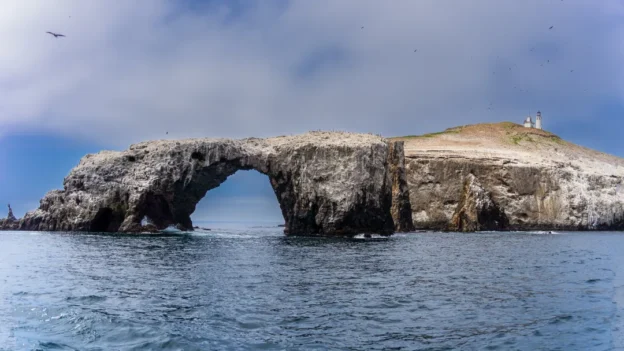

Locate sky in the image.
[1,0,624,221]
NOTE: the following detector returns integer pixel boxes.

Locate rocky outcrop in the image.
[0,204,18,230]
[6,204,16,222]
[4,132,412,236]
[396,122,624,231]
[448,174,509,231]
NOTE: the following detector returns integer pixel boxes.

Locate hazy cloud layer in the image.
[1,0,623,147]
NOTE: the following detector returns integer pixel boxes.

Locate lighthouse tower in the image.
[535,111,542,130]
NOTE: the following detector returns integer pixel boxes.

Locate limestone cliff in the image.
[393,122,624,231]
[5,132,412,236]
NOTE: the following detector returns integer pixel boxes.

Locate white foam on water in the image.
[159,225,183,234]
[353,233,388,240]
[189,228,276,239]
[526,231,560,235]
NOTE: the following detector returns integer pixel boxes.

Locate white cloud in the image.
[1,0,623,147]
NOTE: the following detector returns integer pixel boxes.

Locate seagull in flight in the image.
[46,31,65,38]
[549,26,554,30]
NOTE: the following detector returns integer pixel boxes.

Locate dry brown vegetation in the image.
[390,122,624,175]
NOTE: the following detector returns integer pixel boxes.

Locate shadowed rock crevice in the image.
[6,132,411,236]
[90,207,125,232]
[388,141,415,232]
[449,174,509,232]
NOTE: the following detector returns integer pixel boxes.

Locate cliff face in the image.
[395,123,624,231]
[6,132,412,236]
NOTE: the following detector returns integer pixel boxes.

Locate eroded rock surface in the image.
[5,132,412,236]
[449,174,509,232]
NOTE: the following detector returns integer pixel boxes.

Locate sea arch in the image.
[16,132,414,236]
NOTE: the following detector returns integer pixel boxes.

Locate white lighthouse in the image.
[535,111,542,130]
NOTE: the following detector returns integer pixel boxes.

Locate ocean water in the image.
[1,229,623,350]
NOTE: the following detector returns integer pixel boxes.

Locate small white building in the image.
[523,116,533,128]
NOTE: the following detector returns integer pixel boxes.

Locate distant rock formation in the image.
[6,204,16,222]
[4,132,412,236]
[0,204,18,230]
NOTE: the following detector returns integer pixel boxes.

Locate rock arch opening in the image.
[132,158,279,232]
[190,170,284,229]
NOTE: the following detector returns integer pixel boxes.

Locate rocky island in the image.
[2,123,624,235]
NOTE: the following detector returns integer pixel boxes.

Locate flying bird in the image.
[361,26,364,29]
[549,26,554,30]
[46,31,65,38]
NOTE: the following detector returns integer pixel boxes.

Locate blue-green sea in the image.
[1,229,623,350]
